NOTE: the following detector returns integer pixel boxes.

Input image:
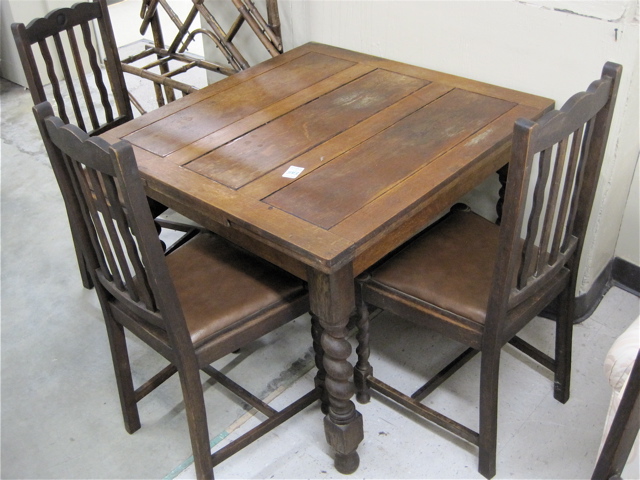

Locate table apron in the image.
[353,142,511,275]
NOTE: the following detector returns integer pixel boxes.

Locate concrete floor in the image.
[2,1,640,478]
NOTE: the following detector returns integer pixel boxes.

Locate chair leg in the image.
[311,314,330,414]
[178,363,214,480]
[478,346,501,479]
[554,282,574,404]
[354,286,373,404]
[103,317,141,434]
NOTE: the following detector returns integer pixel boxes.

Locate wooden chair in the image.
[11,0,183,289]
[354,62,622,479]
[33,101,320,480]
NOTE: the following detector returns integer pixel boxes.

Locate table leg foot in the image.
[335,451,360,475]
[324,410,363,474]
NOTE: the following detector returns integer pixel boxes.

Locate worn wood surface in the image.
[102,42,554,277]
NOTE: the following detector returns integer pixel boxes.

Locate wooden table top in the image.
[103,42,554,278]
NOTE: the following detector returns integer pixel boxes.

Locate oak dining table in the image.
[101,42,554,473]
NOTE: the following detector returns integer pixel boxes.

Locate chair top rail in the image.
[22,2,103,44]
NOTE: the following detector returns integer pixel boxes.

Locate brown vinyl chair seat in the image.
[369,210,499,325]
[166,232,307,348]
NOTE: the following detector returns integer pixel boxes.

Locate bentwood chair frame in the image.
[120,0,283,110]
[33,100,320,479]
[354,62,622,478]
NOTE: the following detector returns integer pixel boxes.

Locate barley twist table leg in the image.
[308,265,363,475]
[311,313,330,414]
[354,286,372,404]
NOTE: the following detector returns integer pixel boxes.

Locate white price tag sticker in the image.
[282,166,304,178]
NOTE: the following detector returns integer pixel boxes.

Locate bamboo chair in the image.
[120,0,283,110]
[354,62,622,479]
[33,100,320,480]
[12,0,194,289]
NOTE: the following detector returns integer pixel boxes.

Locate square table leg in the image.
[308,264,363,474]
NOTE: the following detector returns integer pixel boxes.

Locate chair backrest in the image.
[32,101,187,346]
[488,62,622,322]
[13,0,133,136]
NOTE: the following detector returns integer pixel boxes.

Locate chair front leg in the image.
[554,279,575,404]
[478,345,501,479]
[103,315,141,434]
[178,360,214,480]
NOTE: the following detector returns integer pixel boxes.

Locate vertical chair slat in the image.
[536,137,569,273]
[89,169,140,301]
[38,39,69,124]
[101,175,157,310]
[562,120,594,253]
[518,147,552,289]
[95,1,134,120]
[81,165,126,291]
[70,160,123,288]
[67,26,100,130]
[52,32,86,131]
[79,22,114,124]
[62,151,110,277]
[549,125,584,265]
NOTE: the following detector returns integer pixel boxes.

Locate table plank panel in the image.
[123,52,356,157]
[136,157,354,270]
[185,69,428,189]
[265,88,516,229]
[103,45,315,137]
[164,63,377,166]
[340,105,541,272]
[240,82,454,199]
[306,43,555,112]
